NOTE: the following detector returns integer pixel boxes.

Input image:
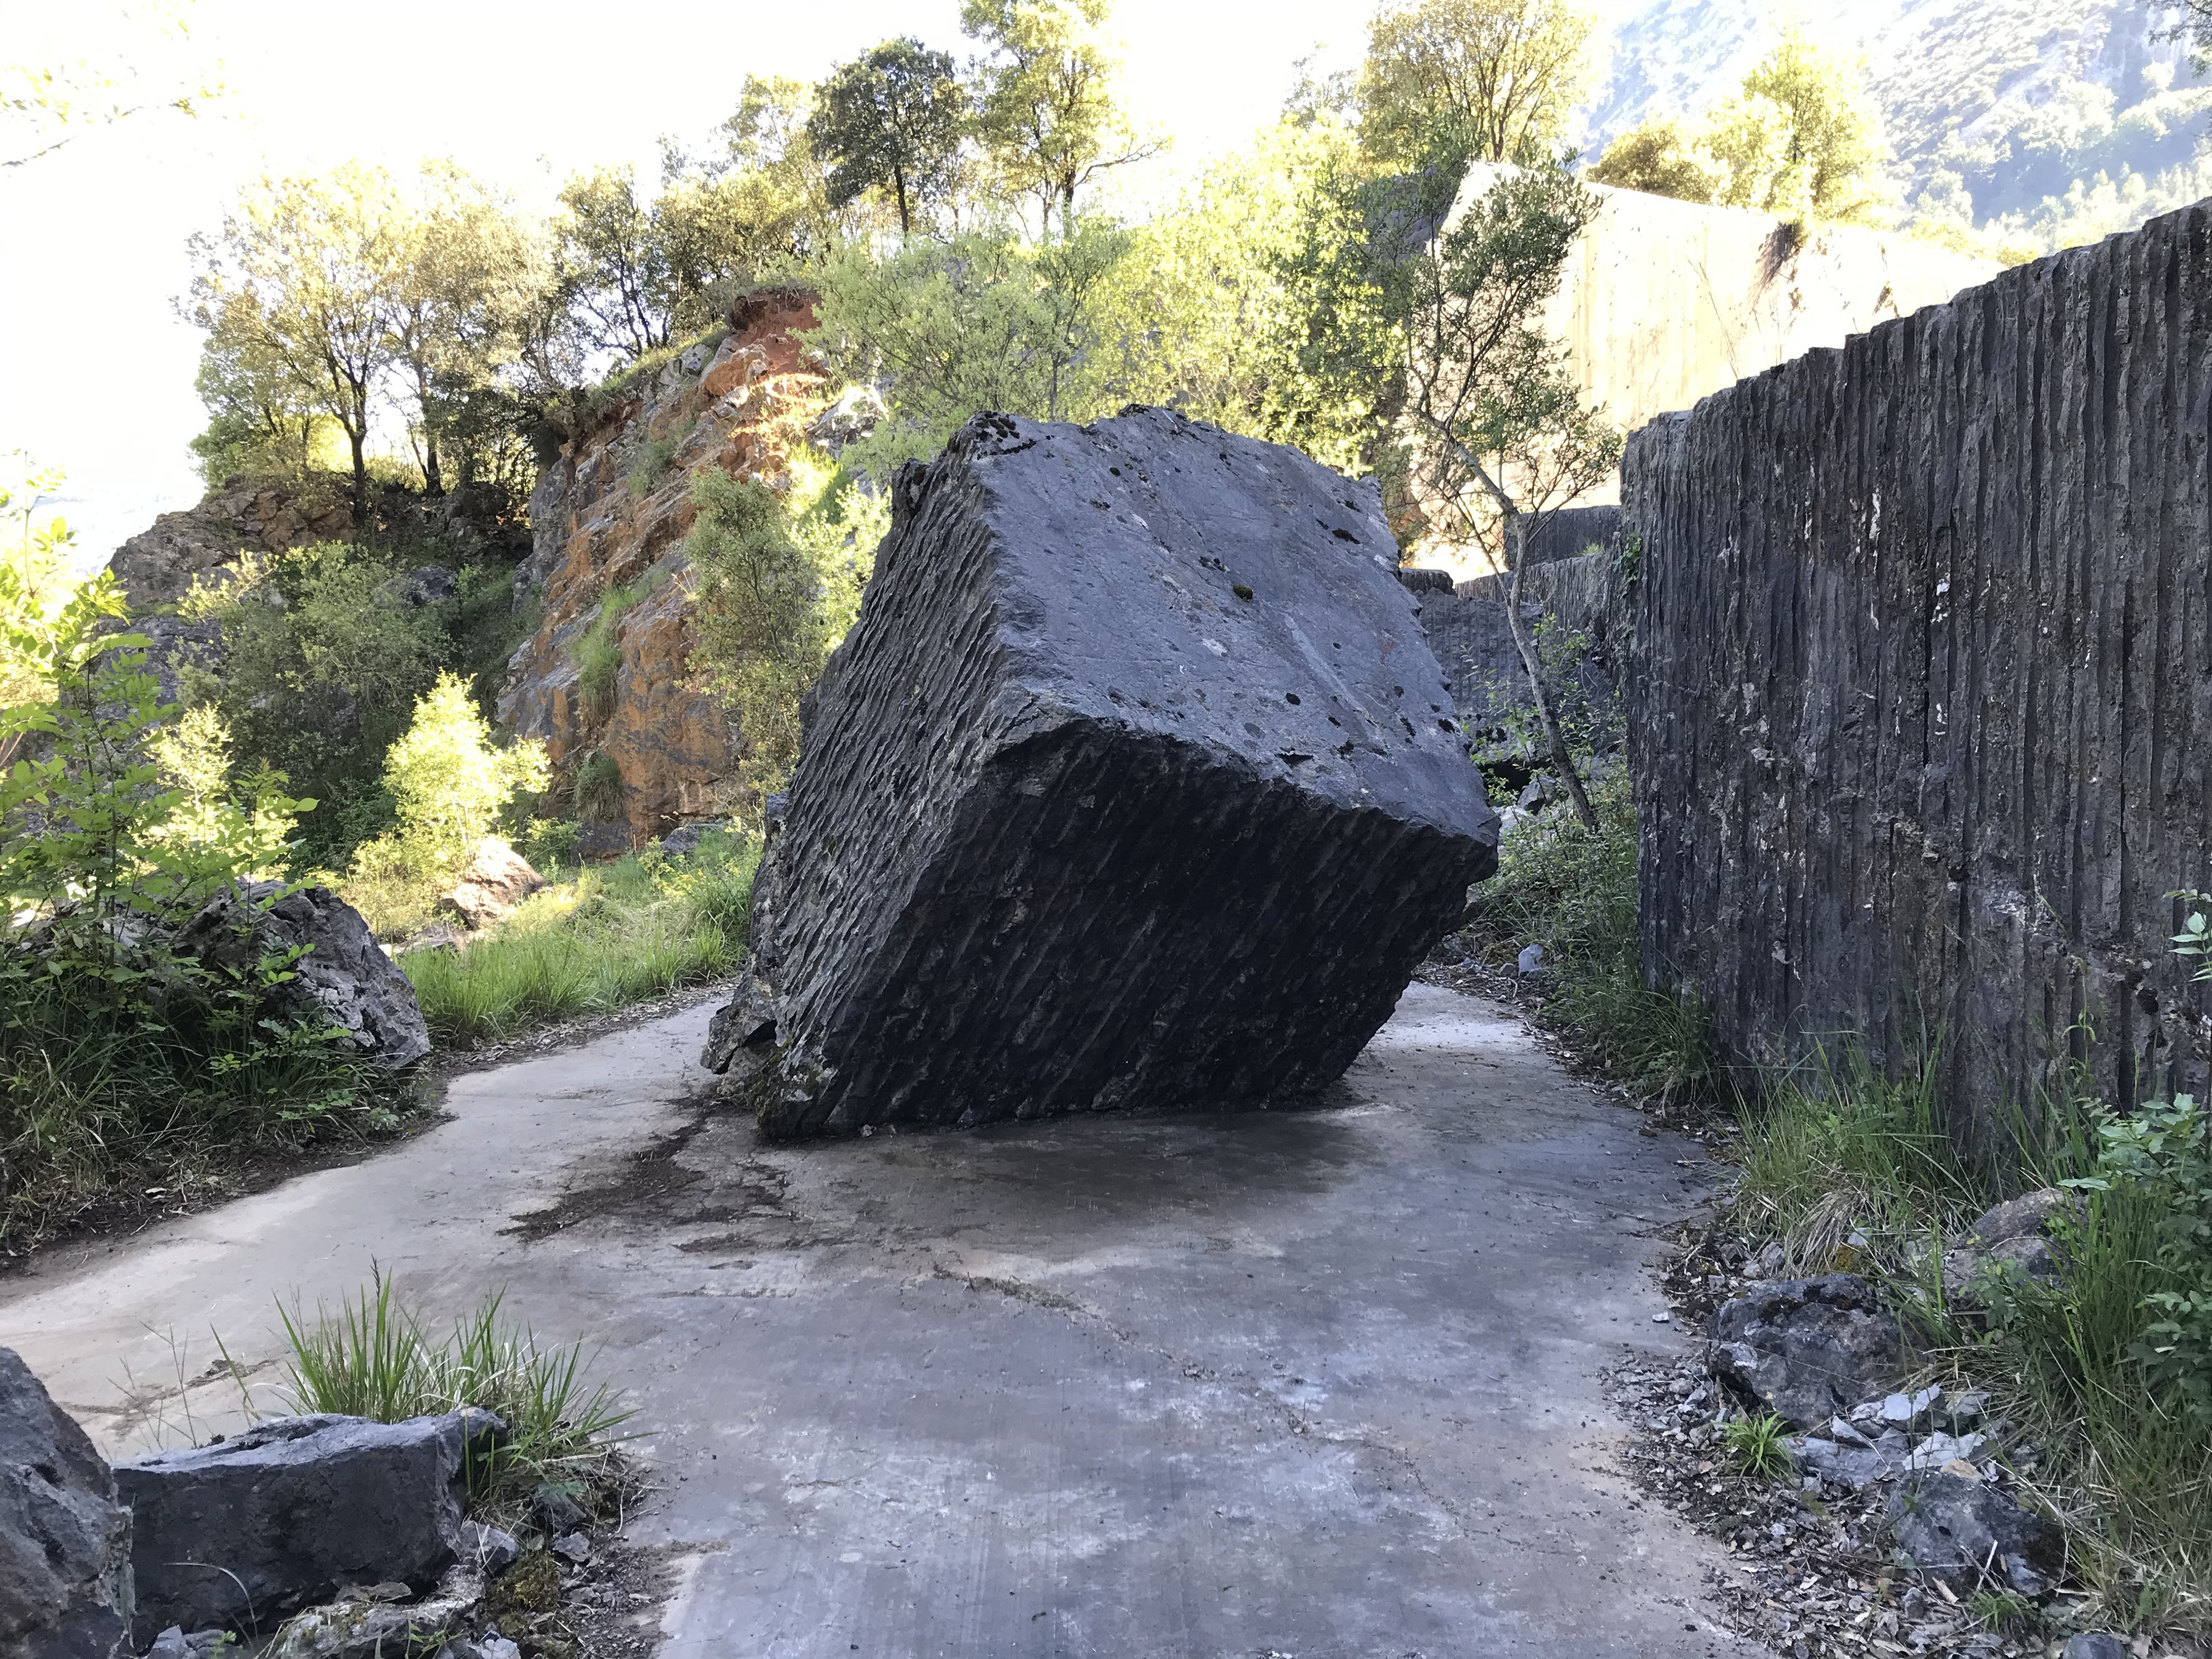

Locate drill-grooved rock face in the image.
[703,407,1499,1138]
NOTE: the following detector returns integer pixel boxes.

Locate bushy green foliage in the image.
[342,674,548,932]
[401,834,757,1043]
[1589,29,1892,225]
[686,466,873,806]
[1,571,375,1248]
[267,1269,633,1513]
[1459,768,1718,1104]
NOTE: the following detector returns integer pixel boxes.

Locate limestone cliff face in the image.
[499,289,827,845]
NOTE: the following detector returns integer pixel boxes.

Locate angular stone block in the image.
[704,407,1497,1136]
[115,1410,498,1641]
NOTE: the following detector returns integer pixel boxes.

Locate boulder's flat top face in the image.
[954,410,1486,839]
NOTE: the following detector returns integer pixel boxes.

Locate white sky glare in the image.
[0,0,1632,561]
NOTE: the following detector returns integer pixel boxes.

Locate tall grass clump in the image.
[1460,765,1720,1103]
[263,1269,633,1513]
[402,832,757,1043]
[1731,1042,1986,1274]
[572,574,660,725]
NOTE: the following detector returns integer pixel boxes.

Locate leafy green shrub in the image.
[2066,1095,2212,1424]
[265,1269,632,1513]
[686,463,876,807]
[520,817,583,874]
[401,835,757,1042]
[1,573,379,1247]
[342,675,550,934]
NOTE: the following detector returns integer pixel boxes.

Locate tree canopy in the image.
[811,38,967,237]
[1356,0,1596,174]
[1589,30,1892,225]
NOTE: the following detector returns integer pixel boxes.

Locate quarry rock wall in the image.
[499,288,827,845]
[1624,201,2212,1143]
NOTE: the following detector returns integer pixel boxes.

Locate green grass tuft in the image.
[1722,1411,1792,1479]
[401,834,757,1044]
[264,1268,633,1515]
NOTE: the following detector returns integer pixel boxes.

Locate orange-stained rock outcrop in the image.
[499,289,828,846]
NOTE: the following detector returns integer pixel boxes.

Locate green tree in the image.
[1594,32,1890,225]
[389,163,540,496]
[962,0,1156,237]
[686,469,873,804]
[186,291,334,485]
[1735,30,1890,224]
[551,165,671,360]
[188,165,410,518]
[1356,0,1596,175]
[1585,116,1721,201]
[1397,164,1621,829]
[811,38,968,238]
[193,543,449,843]
[807,217,1130,475]
[1087,117,1365,464]
[373,672,548,879]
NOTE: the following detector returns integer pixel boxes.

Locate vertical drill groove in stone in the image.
[704,407,1499,1138]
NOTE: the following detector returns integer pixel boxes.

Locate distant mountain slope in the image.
[1578,0,2210,242]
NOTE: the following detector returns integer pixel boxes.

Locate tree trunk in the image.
[1504,514,1600,833]
[347,426,368,526]
[893,163,911,238]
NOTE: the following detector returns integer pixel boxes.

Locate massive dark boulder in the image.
[0,1347,133,1659]
[705,407,1498,1137]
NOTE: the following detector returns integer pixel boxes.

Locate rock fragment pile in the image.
[706,407,1497,1136]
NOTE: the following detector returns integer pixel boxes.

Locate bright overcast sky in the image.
[0,0,1635,562]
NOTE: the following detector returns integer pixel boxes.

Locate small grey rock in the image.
[479,1640,522,1659]
[1886,1470,2063,1597]
[459,1519,519,1572]
[1904,1430,1987,1471]
[550,1530,592,1566]
[1972,1188,2074,1245]
[2061,1636,2128,1659]
[182,1634,232,1657]
[1516,942,1545,976]
[533,1482,589,1532]
[147,1628,192,1659]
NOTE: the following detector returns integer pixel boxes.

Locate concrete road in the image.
[0,984,1768,1658]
